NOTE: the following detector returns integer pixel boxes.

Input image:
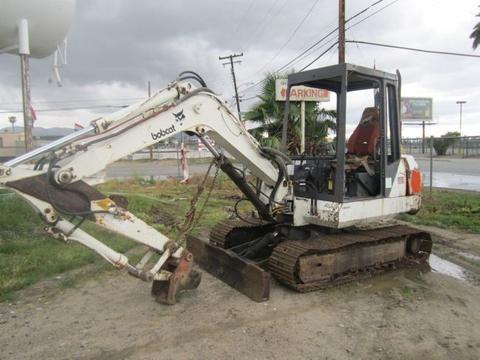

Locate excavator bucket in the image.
[186,235,271,302]
[151,251,202,305]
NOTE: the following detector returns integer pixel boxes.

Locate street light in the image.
[456,101,466,136]
[8,116,17,133]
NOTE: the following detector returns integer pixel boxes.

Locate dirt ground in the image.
[1,224,480,360]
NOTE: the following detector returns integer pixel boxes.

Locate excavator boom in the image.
[0,72,288,304]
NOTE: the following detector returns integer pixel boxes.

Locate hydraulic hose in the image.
[261,146,293,164]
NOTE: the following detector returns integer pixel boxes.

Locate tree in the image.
[244,72,336,154]
[471,6,480,49]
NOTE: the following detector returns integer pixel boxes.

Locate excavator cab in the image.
[282,63,402,203]
[189,64,429,302]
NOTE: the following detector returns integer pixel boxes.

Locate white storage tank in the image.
[0,0,76,58]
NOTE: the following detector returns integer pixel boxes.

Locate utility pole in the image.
[338,0,346,64]
[219,53,243,120]
[456,100,466,136]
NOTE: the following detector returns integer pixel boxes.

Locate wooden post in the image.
[429,136,433,193]
[300,100,306,153]
[338,0,346,64]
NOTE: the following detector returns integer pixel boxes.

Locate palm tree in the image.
[471,6,480,49]
[244,72,336,155]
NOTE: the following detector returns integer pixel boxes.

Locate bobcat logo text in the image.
[151,124,176,141]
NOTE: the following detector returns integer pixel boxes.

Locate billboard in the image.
[401,97,433,120]
[275,79,329,102]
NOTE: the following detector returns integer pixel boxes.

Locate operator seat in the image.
[345,107,380,178]
[346,107,380,157]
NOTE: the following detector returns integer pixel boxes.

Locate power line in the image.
[233,0,256,39]
[345,0,400,30]
[288,0,398,68]
[239,95,258,102]
[242,0,284,50]
[256,0,321,73]
[346,40,480,58]
[0,97,143,107]
[345,0,384,23]
[239,0,399,95]
[237,21,337,90]
[300,41,339,71]
[290,0,400,70]
[274,30,337,74]
[0,104,127,114]
[255,0,390,78]
[238,30,338,94]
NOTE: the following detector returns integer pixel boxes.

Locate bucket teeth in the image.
[151,251,202,305]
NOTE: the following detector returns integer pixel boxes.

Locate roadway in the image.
[104,156,480,192]
[415,156,480,192]
[105,160,210,180]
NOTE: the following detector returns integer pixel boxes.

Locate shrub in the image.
[432,131,460,156]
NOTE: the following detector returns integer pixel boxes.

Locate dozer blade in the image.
[187,235,270,302]
[151,251,202,305]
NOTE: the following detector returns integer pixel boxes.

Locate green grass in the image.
[97,174,242,238]
[0,194,136,301]
[0,176,241,301]
[6,177,474,301]
[400,189,480,233]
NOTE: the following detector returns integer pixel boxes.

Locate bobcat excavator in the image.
[0,64,431,304]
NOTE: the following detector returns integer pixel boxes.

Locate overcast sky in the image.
[0,0,479,137]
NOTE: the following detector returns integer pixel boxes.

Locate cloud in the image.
[0,0,478,137]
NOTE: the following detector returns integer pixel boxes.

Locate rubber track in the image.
[209,218,274,249]
[269,225,432,292]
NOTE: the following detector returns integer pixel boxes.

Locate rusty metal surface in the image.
[187,235,270,302]
[269,225,432,292]
[151,251,202,305]
[7,174,105,214]
[108,194,129,210]
[192,219,432,300]
[209,218,274,249]
[298,242,405,283]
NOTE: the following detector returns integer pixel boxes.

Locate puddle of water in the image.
[422,172,480,192]
[429,254,468,281]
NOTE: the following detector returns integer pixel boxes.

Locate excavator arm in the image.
[0,72,290,304]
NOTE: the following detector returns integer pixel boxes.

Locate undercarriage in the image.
[188,219,432,301]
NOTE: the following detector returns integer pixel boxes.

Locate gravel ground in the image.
[1,225,479,360]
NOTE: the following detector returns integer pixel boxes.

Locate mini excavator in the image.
[0,64,431,304]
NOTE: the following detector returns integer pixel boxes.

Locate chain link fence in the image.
[401,136,480,193]
[401,136,480,158]
[0,142,214,162]
[2,135,479,191]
